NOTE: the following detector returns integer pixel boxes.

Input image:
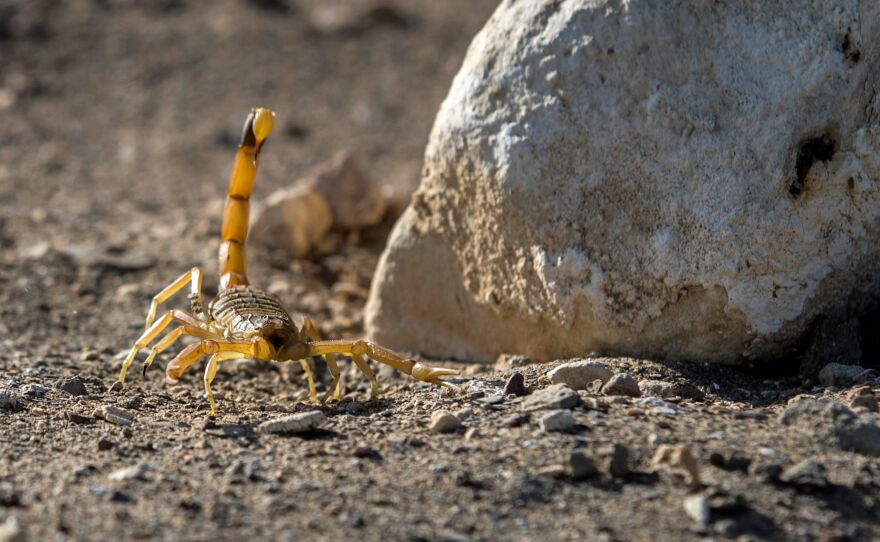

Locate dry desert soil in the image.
[1,1,879,541]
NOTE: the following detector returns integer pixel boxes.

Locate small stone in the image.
[64,411,93,425]
[21,384,49,399]
[0,516,26,542]
[638,380,705,400]
[779,459,828,490]
[683,494,710,526]
[464,427,479,441]
[708,452,751,472]
[94,405,135,426]
[537,464,568,478]
[503,372,527,396]
[55,376,88,396]
[108,463,152,481]
[0,390,20,411]
[606,443,631,477]
[502,413,529,428]
[97,438,116,451]
[353,446,380,459]
[601,373,642,398]
[818,362,865,387]
[430,411,462,434]
[547,359,614,390]
[259,411,325,434]
[569,452,598,480]
[539,409,575,433]
[107,381,124,393]
[521,384,580,411]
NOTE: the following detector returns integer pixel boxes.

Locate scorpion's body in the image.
[118,108,459,415]
[209,285,297,346]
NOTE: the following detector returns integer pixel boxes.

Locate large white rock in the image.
[366,0,880,364]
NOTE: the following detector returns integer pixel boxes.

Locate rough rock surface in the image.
[366,0,880,364]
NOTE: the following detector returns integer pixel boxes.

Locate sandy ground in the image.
[1,1,880,541]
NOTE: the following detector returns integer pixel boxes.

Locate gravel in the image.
[638,380,705,400]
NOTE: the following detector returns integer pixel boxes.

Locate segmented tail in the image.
[218,107,275,290]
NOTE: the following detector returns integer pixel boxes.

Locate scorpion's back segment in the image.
[117,107,462,415]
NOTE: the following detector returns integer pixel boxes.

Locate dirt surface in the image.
[2,1,880,541]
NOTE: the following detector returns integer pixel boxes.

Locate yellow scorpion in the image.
[118,108,460,415]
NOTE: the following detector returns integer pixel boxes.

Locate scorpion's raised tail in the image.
[218,107,275,290]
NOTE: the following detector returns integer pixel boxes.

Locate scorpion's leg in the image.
[296,359,317,405]
[304,339,462,394]
[351,353,379,400]
[141,324,222,377]
[144,267,205,329]
[301,318,342,404]
[120,309,207,384]
[204,351,245,416]
[165,338,268,415]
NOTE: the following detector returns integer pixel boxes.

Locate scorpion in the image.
[118,107,461,415]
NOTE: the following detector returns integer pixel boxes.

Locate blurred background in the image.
[0,0,498,350]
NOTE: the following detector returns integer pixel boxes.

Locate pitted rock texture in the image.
[366,0,880,364]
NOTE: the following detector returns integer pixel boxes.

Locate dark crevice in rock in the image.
[790,134,835,198]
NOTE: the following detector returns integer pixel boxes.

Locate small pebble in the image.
[259,411,325,434]
[0,390,20,411]
[97,438,116,451]
[521,384,580,411]
[94,405,135,426]
[21,384,49,399]
[683,494,710,526]
[779,459,828,489]
[601,373,641,398]
[430,411,462,434]
[569,451,598,480]
[502,413,529,428]
[107,381,123,393]
[537,464,567,478]
[606,443,631,477]
[539,409,575,433]
[55,376,88,397]
[108,463,152,481]
[547,359,613,390]
[64,411,93,425]
[353,446,380,459]
[503,372,527,396]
